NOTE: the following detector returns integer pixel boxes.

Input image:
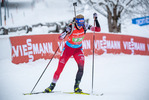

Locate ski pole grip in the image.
[73,2,77,6]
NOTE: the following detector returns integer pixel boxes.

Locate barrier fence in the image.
[9,33,149,64]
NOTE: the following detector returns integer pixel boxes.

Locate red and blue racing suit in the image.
[52,20,101,83]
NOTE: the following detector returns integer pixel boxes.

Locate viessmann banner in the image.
[10,33,149,64]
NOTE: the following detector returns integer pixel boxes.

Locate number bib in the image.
[72,37,84,42]
[68,27,85,45]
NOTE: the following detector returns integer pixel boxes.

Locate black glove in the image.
[93,13,100,27]
[93,13,97,20]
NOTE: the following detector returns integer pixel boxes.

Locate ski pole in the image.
[30,39,65,94]
[91,19,96,94]
[30,2,77,94]
[73,2,77,17]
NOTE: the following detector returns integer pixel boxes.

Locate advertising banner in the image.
[121,35,147,55]
[147,38,149,55]
[94,33,122,55]
[10,33,149,64]
[10,34,61,64]
[132,16,149,26]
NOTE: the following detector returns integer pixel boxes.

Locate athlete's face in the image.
[76,23,83,29]
[75,18,84,29]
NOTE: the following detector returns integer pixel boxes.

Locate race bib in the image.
[72,37,84,42]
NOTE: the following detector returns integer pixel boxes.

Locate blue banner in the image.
[132,16,149,26]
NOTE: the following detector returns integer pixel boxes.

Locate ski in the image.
[23,91,60,95]
[63,92,102,96]
[23,91,48,95]
[23,91,103,96]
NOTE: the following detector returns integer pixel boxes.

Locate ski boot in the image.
[44,83,56,93]
[74,80,82,93]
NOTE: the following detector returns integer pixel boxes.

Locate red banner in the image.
[10,34,61,64]
[94,33,122,55]
[9,33,149,64]
[121,35,147,55]
[147,38,149,55]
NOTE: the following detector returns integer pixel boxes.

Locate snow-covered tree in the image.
[87,0,134,33]
[132,0,149,16]
[71,0,148,33]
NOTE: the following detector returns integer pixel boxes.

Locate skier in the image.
[44,13,101,93]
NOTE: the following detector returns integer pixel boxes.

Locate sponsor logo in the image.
[80,56,84,61]
[72,37,84,42]
[60,58,65,64]
[95,36,121,53]
[82,40,91,49]
[12,39,54,62]
[123,38,146,54]
[79,19,84,23]
[73,32,84,36]
[147,44,149,51]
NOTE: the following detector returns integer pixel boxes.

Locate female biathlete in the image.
[45,13,101,93]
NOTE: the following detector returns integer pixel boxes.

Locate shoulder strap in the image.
[68,23,74,36]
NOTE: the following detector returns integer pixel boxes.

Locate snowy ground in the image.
[0,55,149,100]
[0,0,149,100]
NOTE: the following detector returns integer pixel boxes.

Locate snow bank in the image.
[0,36,11,60]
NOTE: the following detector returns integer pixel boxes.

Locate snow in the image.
[3,0,74,27]
[0,0,149,100]
[0,55,149,100]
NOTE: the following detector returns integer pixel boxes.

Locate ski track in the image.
[0,55,149,100]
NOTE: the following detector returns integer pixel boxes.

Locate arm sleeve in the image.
[90,19,101,32]
[59,24,72,40]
